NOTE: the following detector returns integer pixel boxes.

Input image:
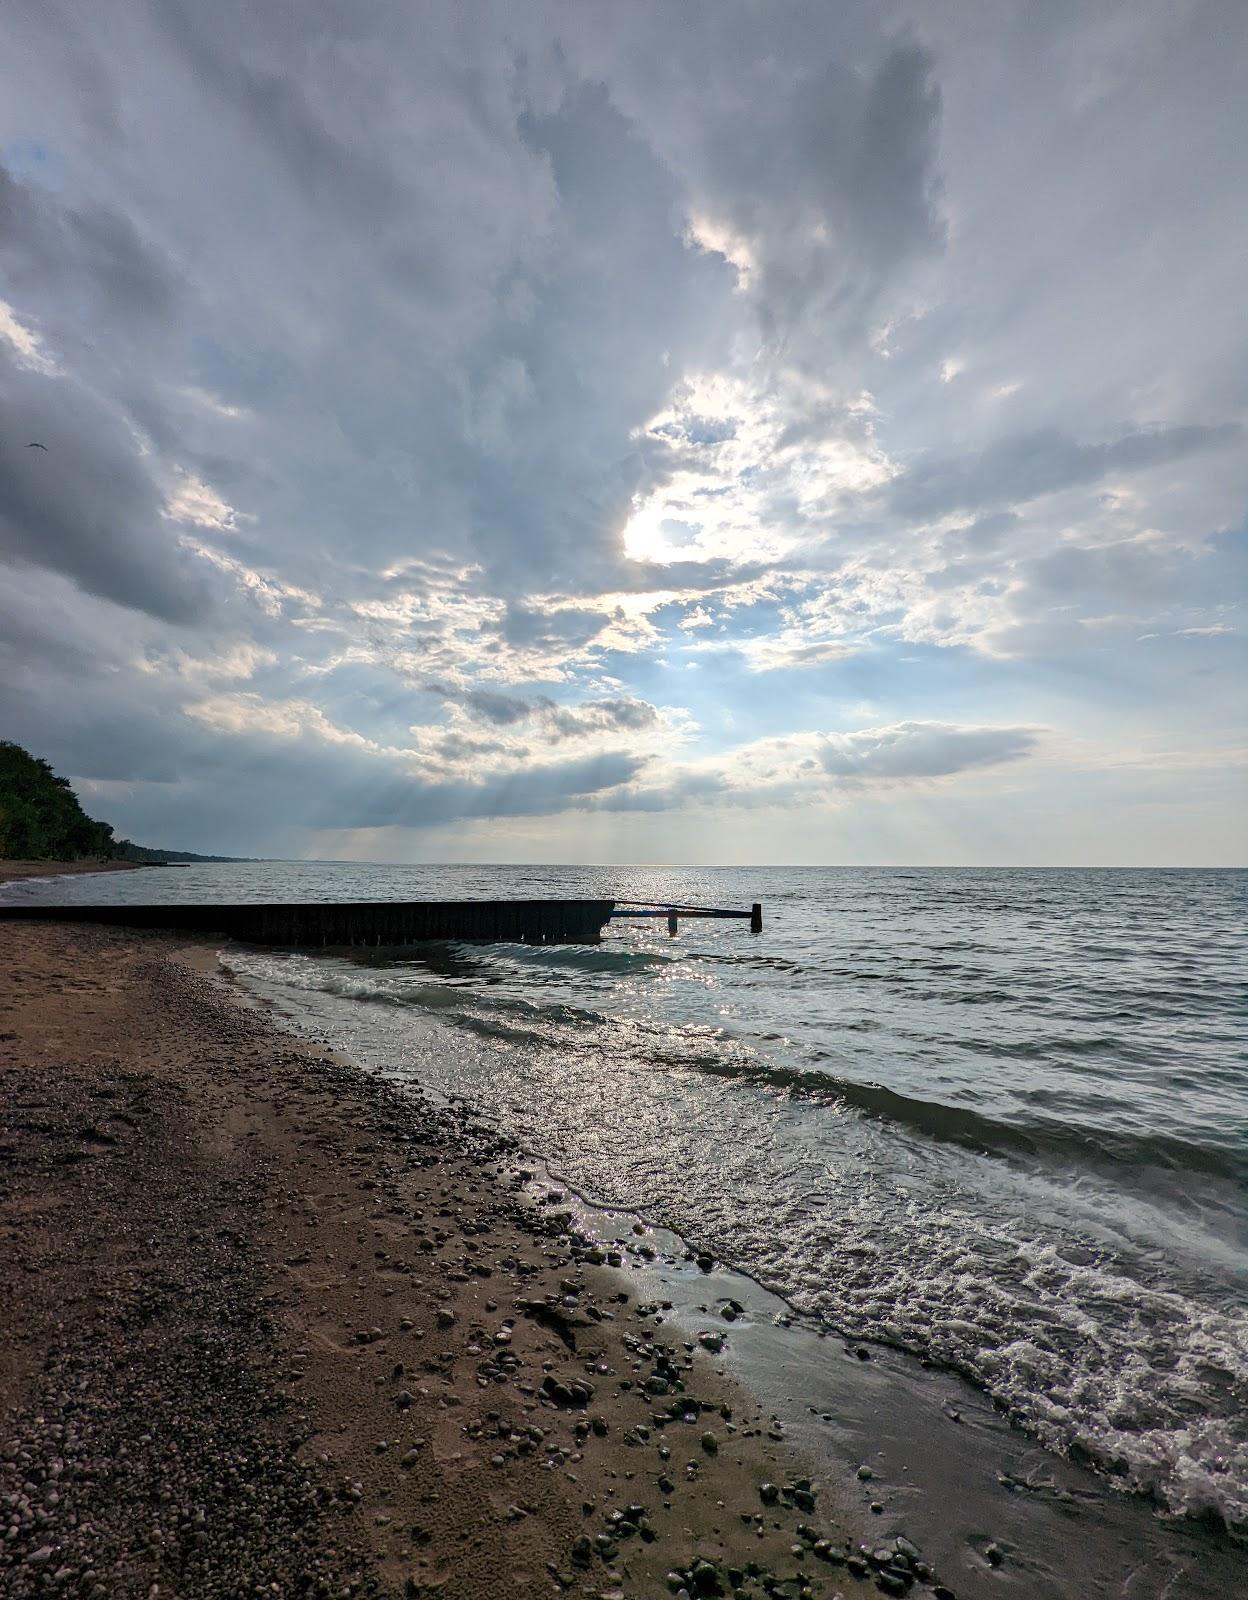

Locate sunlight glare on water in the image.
[10,861,1247,1527]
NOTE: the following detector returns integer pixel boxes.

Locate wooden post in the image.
[667,911,679,936]
[750,902,762,933]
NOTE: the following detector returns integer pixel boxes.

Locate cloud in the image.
[460,688,534,727]
[0,159,176,333]
[812,720,1037,780]
[164,471,241,533]
[621,35,946,350]
[456,688,660,740]
[0,2,1242,862]
[594,719,1042,813]
[0,297,58,375]
[887,423,1242,522]
[547,697,660,737]
[0,347,210,621]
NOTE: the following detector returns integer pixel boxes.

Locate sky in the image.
[0,0,1244,865]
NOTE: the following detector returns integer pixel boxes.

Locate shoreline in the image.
[0,859,147,885]
[229,938,1247,1600]
[0,922,895,1599]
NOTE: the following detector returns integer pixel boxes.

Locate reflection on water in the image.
[12,861,1248,1531]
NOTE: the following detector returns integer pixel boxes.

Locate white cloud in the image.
[684,212,758,292]
[624,370,896,565]
[139,643,278,680]
[184,692,383,751]
[0,298,58,376]
[164,471,243,532]
[176,385,250,421]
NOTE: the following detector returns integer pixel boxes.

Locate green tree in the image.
[0,742,119,860]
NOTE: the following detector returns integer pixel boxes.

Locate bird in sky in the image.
[27,441,48,450]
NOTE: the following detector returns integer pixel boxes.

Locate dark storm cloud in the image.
[0,160,176,323]
[0,351,209,621]
[745,40,945,339]
[594,30,946,351]
[0,153,207,618]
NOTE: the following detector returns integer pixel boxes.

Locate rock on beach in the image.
[0,922,891,1600]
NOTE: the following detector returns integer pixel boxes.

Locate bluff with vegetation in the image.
[0,742,240,863]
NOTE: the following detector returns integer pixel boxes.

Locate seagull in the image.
[27,442,48,450]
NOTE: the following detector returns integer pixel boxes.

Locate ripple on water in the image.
[34,861,1239,1529]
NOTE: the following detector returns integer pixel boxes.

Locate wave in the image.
[686,1054,1246,1184]
[488,943,674,977]
[243,950,1243,1187]
[240,956,618,1034]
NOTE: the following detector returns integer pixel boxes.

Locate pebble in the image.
[0,935,974,1600]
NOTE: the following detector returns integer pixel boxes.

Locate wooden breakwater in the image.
[0,898,617,947]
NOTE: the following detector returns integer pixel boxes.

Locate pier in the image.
[0,899,615,947]
[0,896,761,946]
[611,899,763,936]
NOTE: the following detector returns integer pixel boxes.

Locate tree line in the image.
[0,742,238,863]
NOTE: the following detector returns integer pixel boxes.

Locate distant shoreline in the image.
[0,859,147,885]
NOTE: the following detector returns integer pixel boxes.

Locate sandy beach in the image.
[0,860,147,885]
[0,921,911,1600]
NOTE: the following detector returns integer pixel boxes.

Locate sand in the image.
[0,860,146,885]
[0,922,923,1600]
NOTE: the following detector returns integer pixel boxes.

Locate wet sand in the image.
[0,860,146,885]
[0,922,908,1600]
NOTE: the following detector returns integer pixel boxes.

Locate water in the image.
[9,862,1247,1536]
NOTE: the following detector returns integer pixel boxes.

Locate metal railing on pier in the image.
[610,900,762,935]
